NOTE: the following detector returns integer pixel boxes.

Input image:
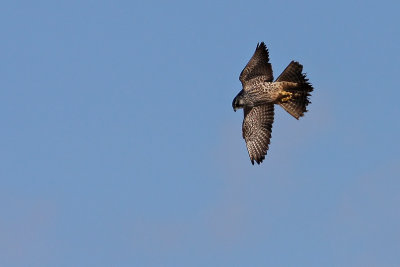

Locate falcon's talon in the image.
[280,91,293,103]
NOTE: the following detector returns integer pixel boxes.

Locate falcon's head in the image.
[232,90,245,112]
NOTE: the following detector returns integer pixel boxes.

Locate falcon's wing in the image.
[239,42,273,88]
[242,104,274,165]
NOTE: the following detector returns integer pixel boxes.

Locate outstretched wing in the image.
[239,42,273,87]
[242,104,274,165]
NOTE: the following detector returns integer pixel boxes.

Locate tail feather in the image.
[276,61,313,119]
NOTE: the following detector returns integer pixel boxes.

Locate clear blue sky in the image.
[1,0,400,266]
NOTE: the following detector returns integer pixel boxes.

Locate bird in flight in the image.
[232,42,313,165]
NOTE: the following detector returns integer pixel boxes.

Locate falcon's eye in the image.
[235,98,244,107]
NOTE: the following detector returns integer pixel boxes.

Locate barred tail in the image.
[276,61,313,119]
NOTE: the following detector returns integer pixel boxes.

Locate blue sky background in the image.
[1,0,400,266]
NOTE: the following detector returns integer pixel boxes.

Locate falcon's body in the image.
[232,42,313,165]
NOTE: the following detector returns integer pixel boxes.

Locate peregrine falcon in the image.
[232,42,313,165]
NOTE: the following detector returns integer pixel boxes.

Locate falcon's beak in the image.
[232,97,237,112]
